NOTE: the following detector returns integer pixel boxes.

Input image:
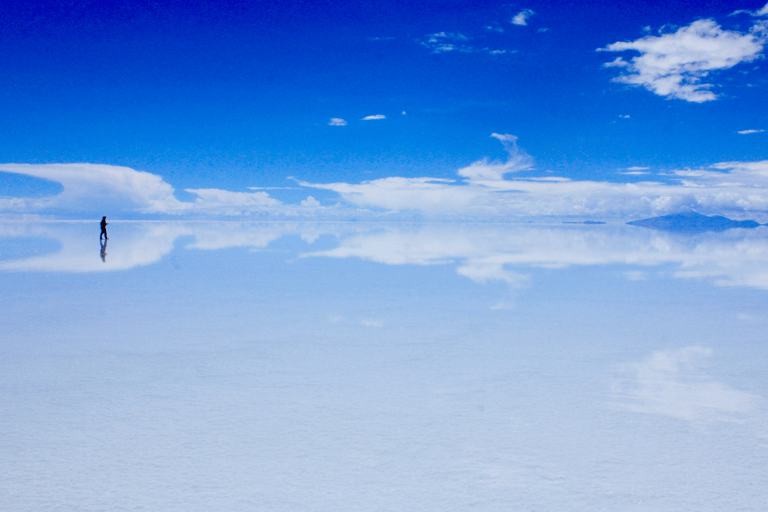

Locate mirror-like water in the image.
[1,221,767,511]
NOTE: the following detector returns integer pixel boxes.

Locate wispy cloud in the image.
[600,19,767,102]
[362,114,386,120]
[420,32,473,53]
[512,9,535,26]
[328,118,347,126]
[419,32,507,55]
[738,129,765,134]
[624,270,648,281]
[730,2,768,17]
[621,166,650,175]
[457,133,534,181]
[328,315,383,328]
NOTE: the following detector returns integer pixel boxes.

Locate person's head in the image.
[102,216,106,220]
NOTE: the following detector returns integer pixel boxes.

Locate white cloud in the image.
[618,114,630,118]
[738,129,765,134]
[298,137,768,219]
[621,166,650,175]
[419,32,506,55]
[420,32,473,53]
[537,27,549,33]
[327,315,383,327]
[362,114,386,120]
[732,2,768,16]
[456,133,534,181]
[600,19,767,102]
[328,118,347,126]
[184,188,281,215]
[296,176,479,215]
[5,140,768,222]
[300,196,321,207]
[0,163,290,217]
[611,347,759,421]
[0,163,188,215]
[512,9,535,26]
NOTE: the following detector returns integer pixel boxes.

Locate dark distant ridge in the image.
[563,220,606,225]
[627,211,762,233]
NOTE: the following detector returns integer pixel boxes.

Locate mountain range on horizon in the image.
[627,211,763,233]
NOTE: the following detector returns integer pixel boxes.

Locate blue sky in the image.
[1,0,767,218]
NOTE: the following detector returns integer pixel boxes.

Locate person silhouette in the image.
[100,216,108,240]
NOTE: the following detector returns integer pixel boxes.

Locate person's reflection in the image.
[100,238,107,262]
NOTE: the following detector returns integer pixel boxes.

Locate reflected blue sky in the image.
[1,220,767,510]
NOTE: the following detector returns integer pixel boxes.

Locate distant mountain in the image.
[627,212,761,233]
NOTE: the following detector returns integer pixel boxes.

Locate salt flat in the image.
[1,221,767,511]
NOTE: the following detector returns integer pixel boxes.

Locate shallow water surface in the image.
[1,220,767,511]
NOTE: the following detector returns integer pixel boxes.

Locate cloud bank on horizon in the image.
[2,134,768,220]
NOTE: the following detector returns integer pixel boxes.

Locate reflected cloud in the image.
[0,222,189,272]
[328,315,384,328]
[2,221,768,292]
[611,347,759,421]
[0,221,352,273]
[303,223,768,289]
